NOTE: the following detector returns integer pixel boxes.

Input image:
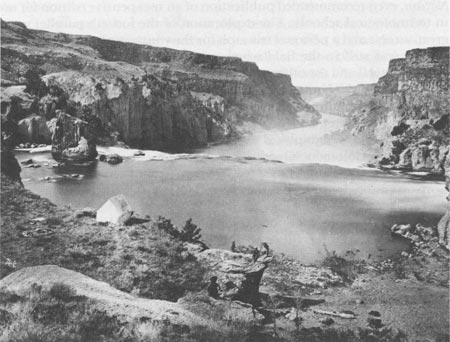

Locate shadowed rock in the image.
[194,248,272,306]
[51,111,97,163]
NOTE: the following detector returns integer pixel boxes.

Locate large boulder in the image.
[17,115,52,143]
[96,194,133,225]
[51,110,97,163]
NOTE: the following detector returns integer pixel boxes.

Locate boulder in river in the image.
[99,153,123,164]
[96,194,133,225]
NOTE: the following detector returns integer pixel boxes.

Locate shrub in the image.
[48,283,76,302]
[321,250,364,283]
[156,217,180,238]
[179,219,202,242]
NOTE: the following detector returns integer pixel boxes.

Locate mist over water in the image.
[17,114,446,263]
[199,114,372,167]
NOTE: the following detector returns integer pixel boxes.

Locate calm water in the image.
[17,114,446,263]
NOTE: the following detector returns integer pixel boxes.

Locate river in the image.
[16,114,446,263]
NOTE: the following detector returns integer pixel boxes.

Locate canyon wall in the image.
[346,47,449,173]
[1,20,319,151]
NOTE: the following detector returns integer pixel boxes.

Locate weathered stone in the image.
[96,194,133,225]
[195,248,272,305]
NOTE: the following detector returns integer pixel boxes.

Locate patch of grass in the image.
[48,283,77,302]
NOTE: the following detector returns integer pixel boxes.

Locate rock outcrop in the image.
[437,159,450,249]
[192,247,272,306]
[1,20,319,151]
[51,111,98,163]
[346,47,449,174]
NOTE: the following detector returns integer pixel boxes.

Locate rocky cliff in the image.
[298,84,374,116]
[346,47,449,174]
[1,20,319,151]
[345,47,450,248]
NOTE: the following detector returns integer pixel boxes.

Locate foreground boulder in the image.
[96,194,133,225]
[0,265,204,339]
[51,111,97,163]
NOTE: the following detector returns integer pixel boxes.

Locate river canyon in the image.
[16,113,446,263]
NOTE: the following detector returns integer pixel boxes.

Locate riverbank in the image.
[1,172,448,341]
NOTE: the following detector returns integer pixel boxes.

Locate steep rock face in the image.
[1,20,319,150]
[41,72,232,150]
[298,84,375,116]
[347,47,449,173]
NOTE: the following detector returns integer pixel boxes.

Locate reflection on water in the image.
[18,154,446,263]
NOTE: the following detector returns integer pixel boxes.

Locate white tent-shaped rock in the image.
[96,194,133,225]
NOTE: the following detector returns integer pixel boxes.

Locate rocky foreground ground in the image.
[1,171,448,342]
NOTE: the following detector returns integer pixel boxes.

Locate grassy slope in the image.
[0,174,206,301]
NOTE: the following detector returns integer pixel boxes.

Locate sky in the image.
[1,0,449,87]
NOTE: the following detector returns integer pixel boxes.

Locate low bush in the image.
[48,283,76,302]
[321,250,365,283]
[179,219,202,242]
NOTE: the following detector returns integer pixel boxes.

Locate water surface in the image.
[17,114,446,263]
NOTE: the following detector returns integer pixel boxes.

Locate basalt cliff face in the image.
[346,47,450,248]
[298,84,374,117]
[1,20,319,151]
[346,47,449,174]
